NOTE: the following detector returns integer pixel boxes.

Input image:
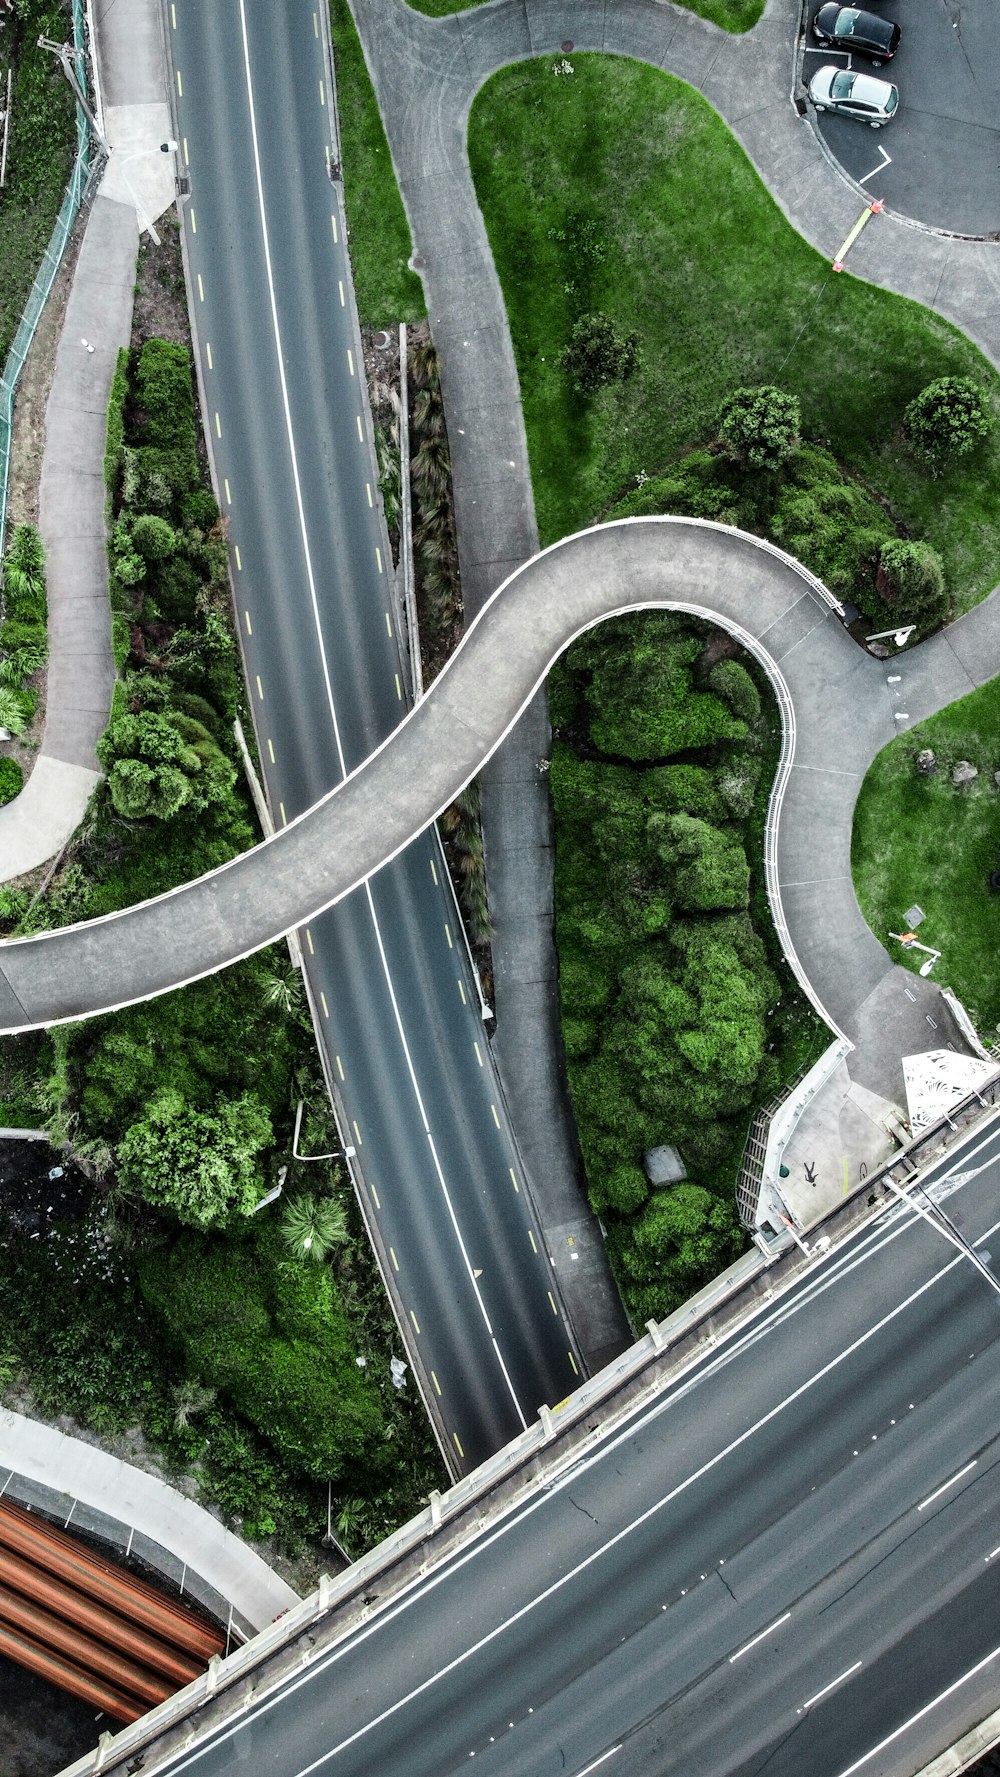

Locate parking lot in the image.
[802,0,1000,235]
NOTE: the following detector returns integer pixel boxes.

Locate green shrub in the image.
[104,347,130,507]
[708,659,761,726]
[562,311,641,395]
[877,539,948,629]
[134,339,197,447]
[0,758,23,805]
[716,385,800,471]
[131,514,178,562]
[0,619,46,654]
[904,376,991,463]
[117,1087,273,1227]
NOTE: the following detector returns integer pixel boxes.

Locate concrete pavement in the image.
[0,0,179,882]
[0,1408,298,1636]
[0,517,981,1090]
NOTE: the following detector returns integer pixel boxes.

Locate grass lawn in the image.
[407,0,764,26]
[467,56,1000,608]
[329,0,426,325]
[852,678,1000,1032]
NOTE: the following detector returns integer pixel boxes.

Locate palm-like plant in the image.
[280,1192,348,1263]
[0,687,28,736]
[172,1379,217,1431]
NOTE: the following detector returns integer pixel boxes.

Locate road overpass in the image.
[57,1097,1000,1777]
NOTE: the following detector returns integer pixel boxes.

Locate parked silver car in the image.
[809,64,899,125]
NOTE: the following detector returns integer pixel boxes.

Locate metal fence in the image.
[0,0,96,565]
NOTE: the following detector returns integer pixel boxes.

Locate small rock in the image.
[916,749,936,775]
[868,642,891,659]
[953,760,979,786]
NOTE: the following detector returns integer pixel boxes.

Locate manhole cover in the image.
[373,330,391,350]
[411,253,425,270]
[562,40,574,51]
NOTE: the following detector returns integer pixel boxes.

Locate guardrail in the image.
[57,1082,1000,1777]
[0,0,96,561]
[0,1466,254,1652]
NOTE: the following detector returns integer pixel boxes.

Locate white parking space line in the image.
[859,145,892,185]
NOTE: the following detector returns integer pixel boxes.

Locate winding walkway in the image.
[345,0,1000,1117]
[0,517,991,1093]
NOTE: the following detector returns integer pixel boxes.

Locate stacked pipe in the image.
[0,1498,226,1722]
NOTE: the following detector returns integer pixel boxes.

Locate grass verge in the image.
[852,679,1000,1034]
[329,0,426,325]
[468,55,1000,608]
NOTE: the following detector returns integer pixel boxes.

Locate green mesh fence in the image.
[0,0,96,566]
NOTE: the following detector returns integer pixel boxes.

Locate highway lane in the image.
[122,1110,1000,1777]
[167,0,579,1469]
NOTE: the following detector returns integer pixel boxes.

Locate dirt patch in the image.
[132,208,190,349]
[6,210,87,535]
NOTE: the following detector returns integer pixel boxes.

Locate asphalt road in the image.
[167,0,579,1471]
[122,1110,1000,1777]
[804,0,1000,233]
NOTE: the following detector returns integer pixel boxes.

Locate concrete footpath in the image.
[0,0,176,882]
[0,1408,299,1634]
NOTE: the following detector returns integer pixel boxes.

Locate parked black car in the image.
[812,4,901,63]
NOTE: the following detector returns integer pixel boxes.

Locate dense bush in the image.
[137,1223,387,1483]
[904,376,991,464]
[117,1088,273,1228]
[716,385,800,471]
[0,758,23,805]
[562,311,641,395]
[877,539,948,629]
[550,612,822,1323]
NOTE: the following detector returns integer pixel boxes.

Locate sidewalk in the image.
[0,1409,299,1634]
[0,0,177,883]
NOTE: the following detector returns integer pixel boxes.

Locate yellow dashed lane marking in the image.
[371,1184,380,1207]
[183,137,189,166]
[431,1371,441,1397]
[444,924,453,950]
[569,1351,579,1375]
[244,610,251,635]
[390,1248,399,1272]
[267,737,275,763]
[190,208,196,233]
[214,411,221,437]
[353,1120,363,1147]
[453,1432,464,1458]
[528,1229,537,1254]
[473,1041,483,1068]
[279,803,287,826]
[366,483,373,508]
[319,78,325,106]
[410,1310,420,1335]
[457,978,466,1005]
[491,1104,500,1129]
[224,477,231,504]
[336,1055,345,1080]
[197,273,204,301]
[395,673,402,701]
[430,857,438,885]
[320,992,329,1017]
[176,69,183,95]
[510,1168,520,1194]
[375,546,383,574]
[170,3,176,25]
[338,280,345,307]
[313,9,319,33]
[234,545,241,570]
[206,342,213,369]
[385,612,393,637]
[356,415,363,442]
[332,214,339,245]
[305,928,314,955]
[548,1291,558,1316]
[255,674,263,700]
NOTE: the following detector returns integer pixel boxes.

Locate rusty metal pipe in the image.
[0,1500,224,1660]
[0,1619,145,1723]
[0,1545,202,1687]
[0,1581,173,1707]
